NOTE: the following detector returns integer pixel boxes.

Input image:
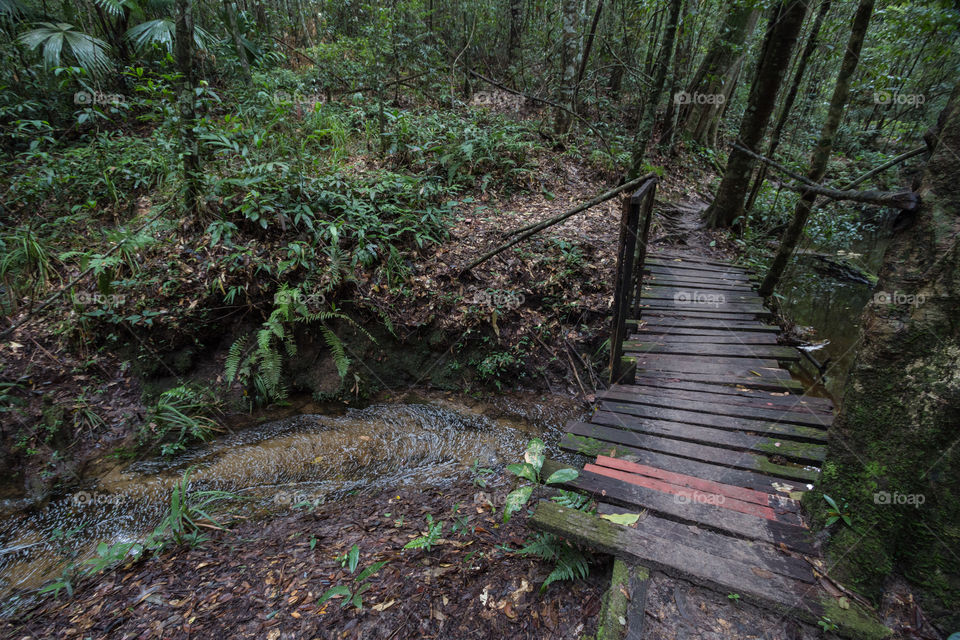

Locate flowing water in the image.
[0,391,582,613]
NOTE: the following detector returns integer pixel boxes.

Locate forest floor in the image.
[2,154,944,640]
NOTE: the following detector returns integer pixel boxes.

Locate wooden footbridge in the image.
[530,178,889,638]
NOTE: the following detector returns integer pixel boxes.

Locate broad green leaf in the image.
[347,544,360,574]
[600,512,640,526]
[318,585,351,605]
[545,468,579,485]
[524,438,546,473]
[355,560,389,583]
[503,485,533,523]
[506,462,537,482]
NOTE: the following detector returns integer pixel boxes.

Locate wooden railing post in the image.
[609,178,658,385]
[608,194,641,384]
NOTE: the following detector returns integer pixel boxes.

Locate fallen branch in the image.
[461,172,655,273]
[732,142,919,210]
[505,173,656,238]
[838,145,925,190]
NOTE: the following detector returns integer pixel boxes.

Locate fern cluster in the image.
[519,532,590,592]
[225,284,367,408]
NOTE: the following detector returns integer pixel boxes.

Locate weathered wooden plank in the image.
[640,301,772,316]
[625,341,800,361]
[566,469,816,554]
[632,355,789,377]
[641,308,767,321]
[598,390,832,426]
[593,456,799,513]
[584,463,796,523]
[646,257,751,273]
[644,276,758,291]
[630,374,821,400]
[639,317,778,331]
[594,503,814,583]
[629,371,805,392]
[642,286,763,304]
[635,325,777,336]
[608,384,834,416]
[588,409,826,465]
[595,403,827,444]
[631,332,781,344]
[563,423,820,484]
[647,253,752,269]
[644,266,753,281]
[531,504,891,639]
[560,433,813,492]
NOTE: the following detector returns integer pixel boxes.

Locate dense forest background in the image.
[1,0,959,635]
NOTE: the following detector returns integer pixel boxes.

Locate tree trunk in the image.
[507,0,522,62]
[659,0,695,150]
[554,0,579,134]
[175,0,200,214]
[629,0,682,174]
[810,79,960,632]
[679,0,760,145]
[572,0,604,111]
[703,0,809,228]
[758,0,874,296]
[744,0,831,215]
[225,0,252,81]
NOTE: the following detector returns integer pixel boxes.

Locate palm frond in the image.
[19,22,112,76]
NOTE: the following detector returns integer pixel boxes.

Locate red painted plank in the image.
[593,455,775,507]
[584,463,780,521]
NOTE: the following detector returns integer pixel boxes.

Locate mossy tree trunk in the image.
[743,0,832,216]
[759,0,874,296]
[679,0,760,147]
[810,80,960,630]
[703,0,809,228]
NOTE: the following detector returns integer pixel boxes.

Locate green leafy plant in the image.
[470,458,494,488]
[141,385,222,457]
[152,466,236,548]
[823,494,853,528]
[727,592,741,602]
[503,438,579,522]
[404,513,443,551]
[225,285,369,407]
[318,549,389,611]
[818,616,839,632]
[518,531,590,592]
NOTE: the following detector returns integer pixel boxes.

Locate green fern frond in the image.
[320,326,350,378]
